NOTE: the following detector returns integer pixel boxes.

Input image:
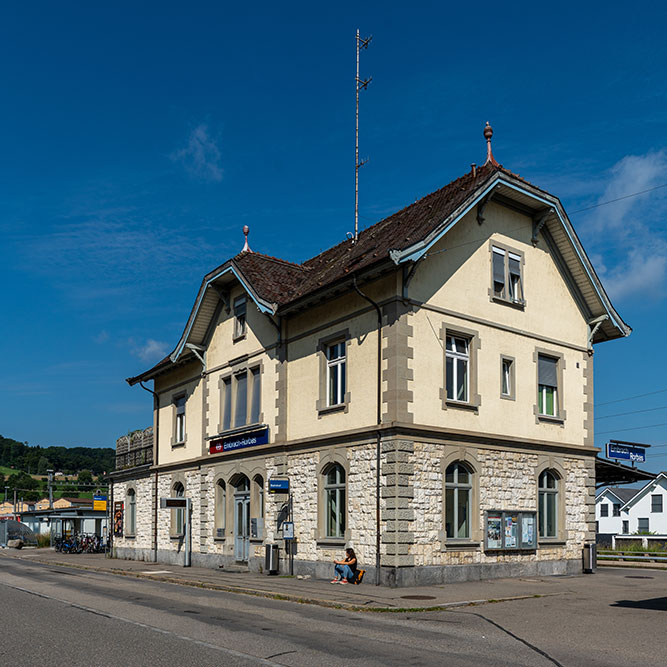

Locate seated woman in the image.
[331,548,357,584]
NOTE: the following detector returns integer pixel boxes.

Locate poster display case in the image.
[484,510,537,551]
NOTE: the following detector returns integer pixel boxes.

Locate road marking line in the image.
[0,580,284,666]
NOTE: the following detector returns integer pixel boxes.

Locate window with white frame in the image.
[126,488,136,536]
[651,494,663,513]
[538,470,558,538]
[445,462,472,539]
[612,503,621,517]
[445,335,469,402]
[327,342,346,407]
[638,517,649,532]
[600,503,608,517]
[234,371,248,428]
[538,354,559,417]
[174,395,186,444]
[215,480,226,538]
[221,377,232,431]
[622,520,629,534]
[324,463,346,538]
[234,296,247,338]
[492,246,523,303]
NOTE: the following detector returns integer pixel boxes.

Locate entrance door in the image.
[234,493,250,562]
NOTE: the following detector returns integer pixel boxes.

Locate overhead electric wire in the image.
[597,422,667,435]
[595,405,667,420]
[596,388,667,407]
[569,182,667,214]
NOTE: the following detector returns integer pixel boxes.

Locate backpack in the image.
[353,569,366,585]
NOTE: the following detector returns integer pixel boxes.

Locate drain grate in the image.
[625,575,654,579]
[400,595,436,600]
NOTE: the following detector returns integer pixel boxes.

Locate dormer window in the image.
[234,296,247,339]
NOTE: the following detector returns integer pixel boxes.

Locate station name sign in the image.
[269,478,289,493]
[606,442,646,463]
[209,427,269,455]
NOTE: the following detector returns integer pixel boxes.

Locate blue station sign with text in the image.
[269,478,290,493]
[606,442,646,463]
[209,427,269,455]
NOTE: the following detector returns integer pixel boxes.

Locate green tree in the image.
[37,456,50,475]
[78,469,93,485]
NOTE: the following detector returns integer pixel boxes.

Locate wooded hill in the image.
[0,435,115,476]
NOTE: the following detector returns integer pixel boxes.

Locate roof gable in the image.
[621,472,667,510]
[128,162,630,385]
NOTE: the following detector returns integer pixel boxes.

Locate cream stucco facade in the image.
[110,161,628,585]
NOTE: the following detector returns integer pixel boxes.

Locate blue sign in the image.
[209,427,269,454]
[607,442,646,463]
[269,478,290,493]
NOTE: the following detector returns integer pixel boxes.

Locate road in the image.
[0,558,665,666]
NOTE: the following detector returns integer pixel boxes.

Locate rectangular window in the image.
[651,494,663,513]
[622,520,629,534]
[234,296,247,338]
[222,377,232,431]
[327,342,346,406]
[501,357,513,397]
[638,517,649,532]
[445,335,469,402]
[612,503,621,517]
[175,396,186,444]
[234,371,248,428]
[600,504,608,517]
[538,354,558,417]
[492,245,524,303]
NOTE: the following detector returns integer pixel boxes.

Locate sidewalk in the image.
[1,547,576,612]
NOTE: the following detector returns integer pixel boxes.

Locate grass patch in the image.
[35,534,51,548]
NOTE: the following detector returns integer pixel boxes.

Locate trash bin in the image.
[583,542,597,574]
[265,543,279,575]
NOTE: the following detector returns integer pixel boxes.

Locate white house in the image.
[595,487,637,536]
[620,472,667,535]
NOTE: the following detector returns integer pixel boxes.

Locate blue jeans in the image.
[334,564,355,581]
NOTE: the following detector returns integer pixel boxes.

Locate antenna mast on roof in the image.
[354,29,372,243]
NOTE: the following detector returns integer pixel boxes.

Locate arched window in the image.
[445,462,472,539]
[126,488,136,536]
[253,475,264,520]
[538,470,558,538]
[172,482,185,536]
[324,463,346,538]
[215,480,226,538]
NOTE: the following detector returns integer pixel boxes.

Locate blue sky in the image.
[1,2,667,471]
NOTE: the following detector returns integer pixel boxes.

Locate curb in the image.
[0,552,559,613]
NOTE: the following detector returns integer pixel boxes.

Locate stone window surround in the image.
[213,474,226,540]
[533,347,567,425]
[500,354,516,401]
[125,485,137,539]
[217,358,264,434]
[488,239,526,309]
[169,473,187,539]
[315,329,352,417]
[317,449,351,546]
[170,391,188,449]
[439,448,482,551]
[535,458,567,545]
[439,322,482,412]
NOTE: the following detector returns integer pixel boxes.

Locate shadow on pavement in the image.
[612,597,667,611]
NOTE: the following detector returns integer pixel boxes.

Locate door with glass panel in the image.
[234,476,250,562]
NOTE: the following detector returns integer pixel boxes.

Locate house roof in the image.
[620,472,667,511]
[127,159,631,386]
[597,487,640,504]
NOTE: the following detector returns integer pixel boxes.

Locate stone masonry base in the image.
[113,546,582,587]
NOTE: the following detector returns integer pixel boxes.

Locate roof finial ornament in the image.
[241,225,252,253]
[484,121,499,167]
